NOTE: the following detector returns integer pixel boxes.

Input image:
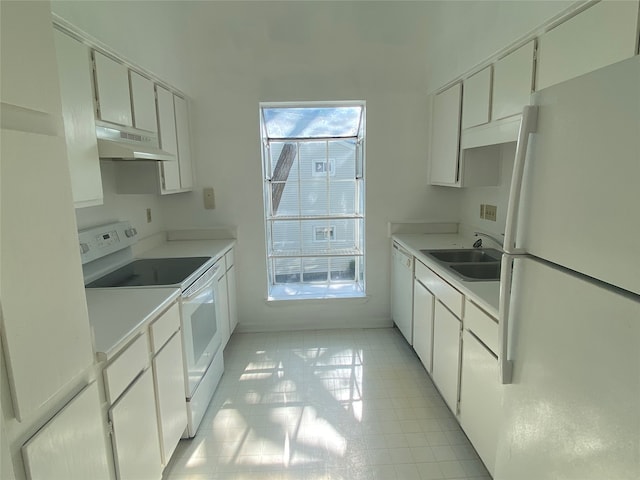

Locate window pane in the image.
[303,257,328,283]
[274,258,301,284]
[329,140,356,179]
[300,181,328,216]
[263,106,362,139]
[272,180,300,217]
[299,141,327,180]
[331,257,356,282]
[301,219,331,254]
[271,220,301,255]
[329,180,355,215]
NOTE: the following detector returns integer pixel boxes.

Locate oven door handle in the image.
[182,264,220,300]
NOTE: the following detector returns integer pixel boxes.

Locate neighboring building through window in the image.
[260,102,365,300]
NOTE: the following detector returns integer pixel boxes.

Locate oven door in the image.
[180,263,222,398]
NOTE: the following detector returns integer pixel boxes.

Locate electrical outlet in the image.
[480,204,486,219]
[146,208,152,223]
[485,204,497,222]
[203,187,215,210]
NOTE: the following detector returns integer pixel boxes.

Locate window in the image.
[260,102,365,300]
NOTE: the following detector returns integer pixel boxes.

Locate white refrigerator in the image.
[494,56,640,480]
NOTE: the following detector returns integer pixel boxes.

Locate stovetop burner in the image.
[86,257,210,288]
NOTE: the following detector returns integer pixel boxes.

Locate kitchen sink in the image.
[448,263,501,281]
[420,248,502,264]
[419,248,502,282]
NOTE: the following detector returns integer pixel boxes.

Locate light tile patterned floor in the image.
[163,328,491,480]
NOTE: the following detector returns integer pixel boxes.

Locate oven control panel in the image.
[78,221,138,264]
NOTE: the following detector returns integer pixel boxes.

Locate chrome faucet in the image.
[473,231,505,250]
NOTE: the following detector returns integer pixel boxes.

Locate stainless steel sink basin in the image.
[419,248,502,282]
[448,263,501,281]
[420,248,502,263]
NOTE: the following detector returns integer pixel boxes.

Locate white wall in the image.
[157,1,461,330]
[423,0,577,90]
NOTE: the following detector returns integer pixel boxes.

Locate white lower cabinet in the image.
[413,276,435,373]
[432,301,461,414]
[153,333,188,465]
[109,369,162,480]
[103,302,187,479]
[460,329,500,476]
[149,303,187,466]
[460,299,500,475]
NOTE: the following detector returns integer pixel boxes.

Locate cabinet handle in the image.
[504,105,538,254]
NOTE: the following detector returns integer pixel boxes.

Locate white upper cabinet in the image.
[429,83,462,186]
[462,67,492,129]
[156,85,181,192]
[536,0,640,90]
[130,71,158,133]
[54,30,103,208]
[93,51,133,127]
[174,95,194,190]
[492,41,535,121]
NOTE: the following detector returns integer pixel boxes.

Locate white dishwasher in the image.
[392,242,414,344]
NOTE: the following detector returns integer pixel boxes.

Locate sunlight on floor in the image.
[163,328,490,480]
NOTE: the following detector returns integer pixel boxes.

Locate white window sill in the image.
[266,283,367,304]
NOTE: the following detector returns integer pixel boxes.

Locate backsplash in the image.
[459,142,516,238]
[75,160,166,239]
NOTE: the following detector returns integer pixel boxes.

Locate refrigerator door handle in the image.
[499,253,516,384]
[504,105,538,255]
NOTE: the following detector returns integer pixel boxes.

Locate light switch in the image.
[203,187,215,209]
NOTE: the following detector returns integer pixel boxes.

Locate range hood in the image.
[96,123,175,161]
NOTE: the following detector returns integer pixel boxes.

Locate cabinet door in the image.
[218,272,231,347]
[462,67,491,129]
[429,83,462,186]
[392,245,414,344]
[110,369,162,480]
[536,0,639,90]
[153,333,187,466]
[54,30,103,208]
[156,85,181,192]
[432,301,461,414]
[22,383,110,480]
[130,71,157,133]
[174,95,194,190]
[413,279,435,373]
[227,263,238,334]
[1,130,94,421]
[492,41,535,121]
[93,51,132,127]
[460,330,500,476]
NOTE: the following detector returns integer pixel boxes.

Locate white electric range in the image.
[80,221,225,437]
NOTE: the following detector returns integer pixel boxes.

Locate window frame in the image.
[260,101,366,301]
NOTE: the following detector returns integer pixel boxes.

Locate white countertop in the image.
[85,287,180,361]
[392,233,501,317]
[85,237,236,361]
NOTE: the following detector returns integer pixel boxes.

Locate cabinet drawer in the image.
[415,260,463,318]
[104,334,149,404]
[150,303,180,354]
[464,300,498,354]
[225,248,234,270]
